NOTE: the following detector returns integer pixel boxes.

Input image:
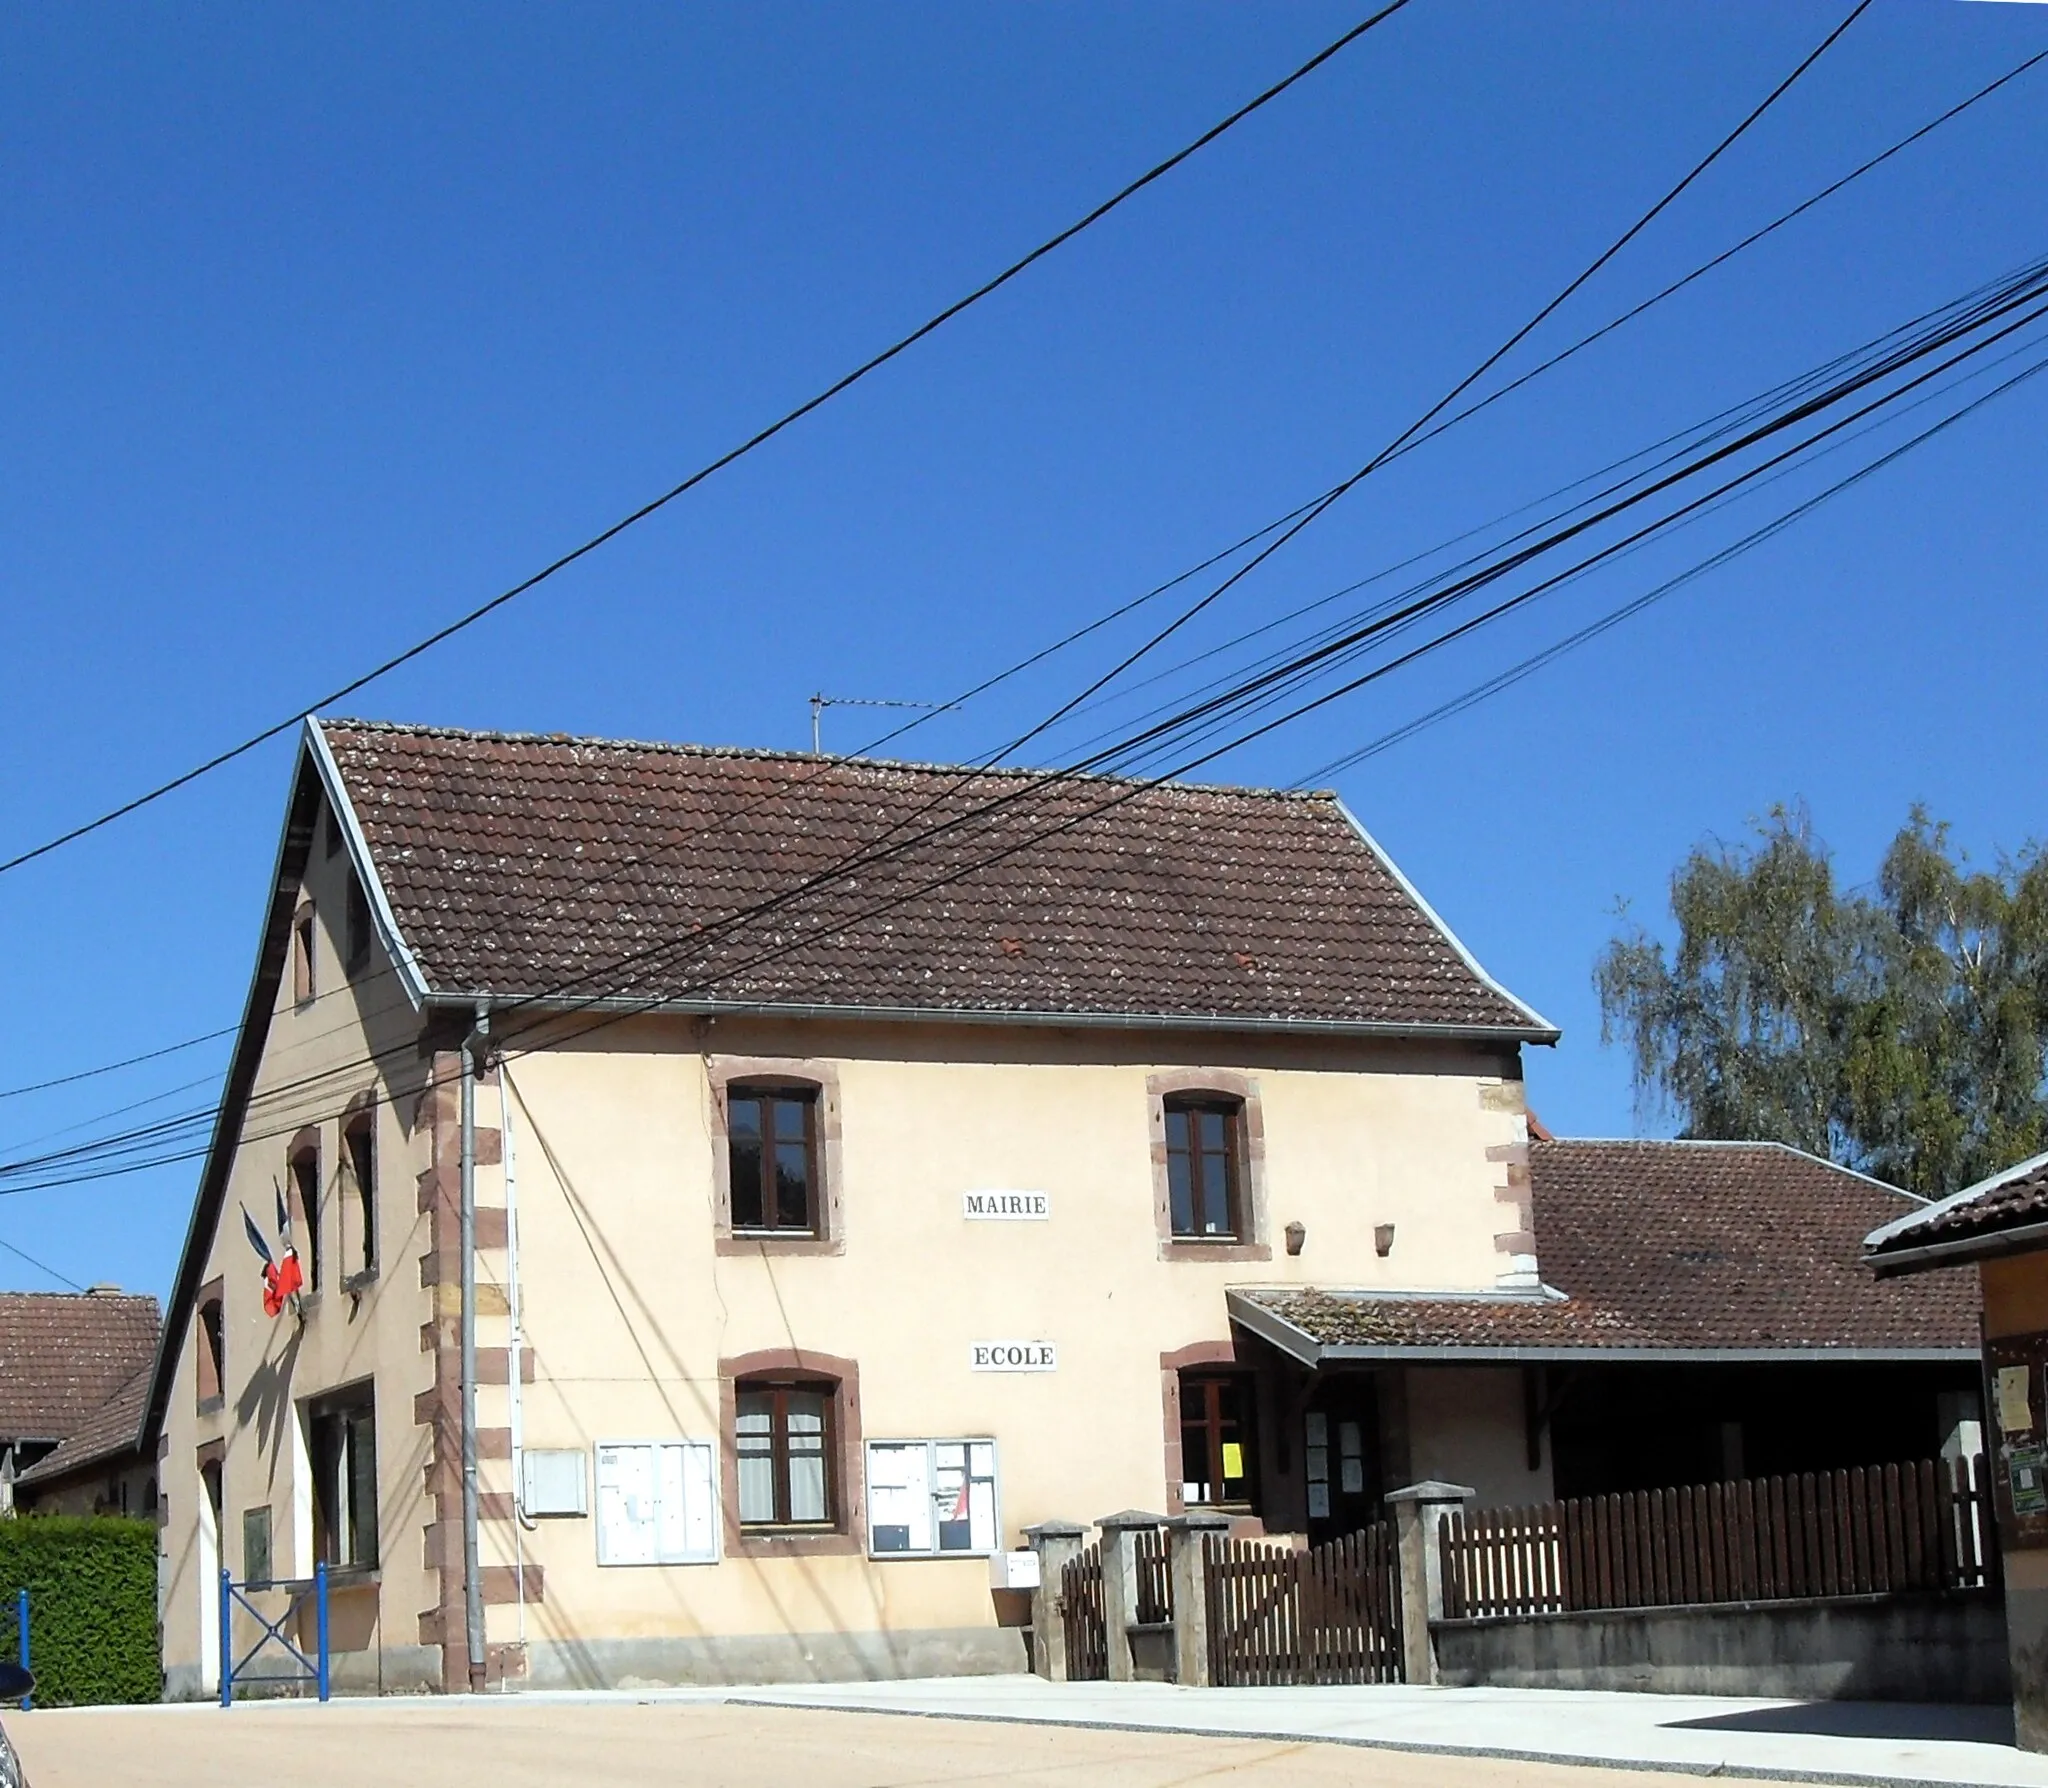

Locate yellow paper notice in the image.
[1998,1364,2035,1434]
[1221,1442,1245,1480]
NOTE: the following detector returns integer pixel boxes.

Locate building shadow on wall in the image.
[1666,1702,2016,1747]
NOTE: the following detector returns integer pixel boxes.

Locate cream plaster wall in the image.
[159,827,437,1691]
[1403,1365,1554,1511]
[475,1013,1531,1663]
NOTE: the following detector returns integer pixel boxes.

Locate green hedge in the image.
[0,1517,160,1706]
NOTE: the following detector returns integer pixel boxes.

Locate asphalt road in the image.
[5,1699,1703,1788]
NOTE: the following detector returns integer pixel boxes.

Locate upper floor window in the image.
[291,906,316,1007]
[727,1085,819,1235]
[196,1289,226,1410]
[1164,1094,1244,1240]
[287,1140,321,1291]
[735,1379,835,1528]
[344,1112,377,1278]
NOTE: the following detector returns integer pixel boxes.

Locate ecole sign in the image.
[970,1341,1057,1373]
[963,1190,1050,1221]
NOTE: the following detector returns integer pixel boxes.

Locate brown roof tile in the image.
[1530,1140,1977,1351]
[16,1366,150,1487]
[320,720,1549,1034]
[1234,1140,1976,1358]
[0,1293,159,1443]
[1866,1150,2048,1261]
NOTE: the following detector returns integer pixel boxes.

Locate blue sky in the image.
[3,2,2046,1300]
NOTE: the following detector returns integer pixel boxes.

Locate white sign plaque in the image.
[963,1190,1050,1221]
[970,1340,1057,1373]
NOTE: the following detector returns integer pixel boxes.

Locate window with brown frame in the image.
[196,1295,225,1409]
[1179,1370,1258,1509]
[344,875,373,977]
[344,1113,376,1278]
[1164,1094,1244,1240]
[288,1143,321,1291]
[734,1379,836,1527]
[726,1085,820,1234]
[291,908,316,1007]
[307,1381,378,1570]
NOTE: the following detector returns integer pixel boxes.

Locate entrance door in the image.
[1305,1378,1380,1543]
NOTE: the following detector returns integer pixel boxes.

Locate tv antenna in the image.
[809,693,954,756]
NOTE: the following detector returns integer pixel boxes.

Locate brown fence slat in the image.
[1435,1455,1998,1624]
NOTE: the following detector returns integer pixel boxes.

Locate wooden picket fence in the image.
[1204,1525,1403,1685]
[1135,1527,1173,1625]
[1061,1541,1108,1680]
[1439,1456,1998,1621]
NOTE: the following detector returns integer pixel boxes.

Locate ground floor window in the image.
[1180,1371,1258,1509]
[865,1439,998,1556]
[735,1379,836,1527]
[308,1382,377,1570]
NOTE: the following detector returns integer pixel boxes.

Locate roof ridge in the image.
[317,715,1337,804]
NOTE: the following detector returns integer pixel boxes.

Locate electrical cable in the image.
[7,240,2041,1195]
[0,3,1416,883]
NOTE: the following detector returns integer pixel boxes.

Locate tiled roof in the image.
[1866,1149,2048,1263]
[1233,1140,1977,1360]
[1529,1140,1977,1351]
[16,1366,150,1487]
[318,719,1550,1034]
[0,1293,159,1443]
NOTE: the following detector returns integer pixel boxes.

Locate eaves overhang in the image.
[421,989,1558,1047]
[1225,1289,1978,1370]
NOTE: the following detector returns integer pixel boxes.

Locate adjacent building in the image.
[0,1289,159,1516]
[1867,1149,2048,1750]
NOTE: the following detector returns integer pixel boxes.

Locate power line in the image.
[1294,347,2048,786]
[0,3,1416,884]
[985,0,1874,775]
[9,239,2041,1197]
[0,1233,87,1293]
[9,19,2019,1118]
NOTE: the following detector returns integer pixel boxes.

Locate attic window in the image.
[324,808,343,858]
[345,875,373,977]
[292,906,316,1007]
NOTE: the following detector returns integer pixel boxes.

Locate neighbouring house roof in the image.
[16,1366,151,1489]
[1231,1138,1978,1365]
[0,1292,160,1446]
[315,718,1555,1038]
[1865,1147,2048,1275]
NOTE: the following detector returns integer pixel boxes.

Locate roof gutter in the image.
[1867,1217,2048,1279]
[422,990,1558,1047]
[1225,1290,1977,1368]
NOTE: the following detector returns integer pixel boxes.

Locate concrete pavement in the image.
[0,1696,1698,1788]
[729,1677,2047,1788]
[7,1677,2045,1788]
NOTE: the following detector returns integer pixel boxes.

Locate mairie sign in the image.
[963,1190,1050,1221]
[970,1340,1056,1372]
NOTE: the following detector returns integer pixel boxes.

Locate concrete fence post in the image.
[1098,1510,1165,1683]
[1385,1480,1474,1686]
[1023,1520,1087,1681]
[1165,1511,1232,1687]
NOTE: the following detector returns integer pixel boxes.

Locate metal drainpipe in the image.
[460,1007,489,1694]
